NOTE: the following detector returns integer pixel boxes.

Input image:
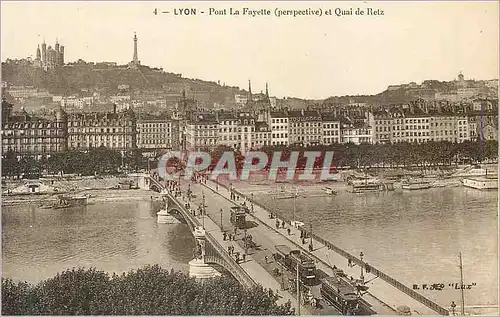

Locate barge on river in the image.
[462,177,498,190]
[401,178,432,190]
[348,179,384,193]
[41,195,88,209]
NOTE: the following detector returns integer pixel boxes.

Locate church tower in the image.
[36,45,41,60]
[41,39,47,66]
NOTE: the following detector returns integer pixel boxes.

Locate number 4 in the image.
[153,8,158,15]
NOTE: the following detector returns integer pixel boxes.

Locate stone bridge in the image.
[146,175,256,289]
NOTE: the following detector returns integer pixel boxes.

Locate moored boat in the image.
[349,179,382,193]
[157,209,181,224]
[462,177,498,190]
[401,178,432,190]
[40,195,88,209]
[322,187,337,196]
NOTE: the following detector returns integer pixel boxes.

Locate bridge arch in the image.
[150,183,162,193]
[149,177,256,288]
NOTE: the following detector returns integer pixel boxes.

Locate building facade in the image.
[185,113,218,151]
[1,100,67,156]
[288,110,322,146]
[321,114,341,145]
[269,111,289,146]
[136,115,173,153]
[67,107,136,151]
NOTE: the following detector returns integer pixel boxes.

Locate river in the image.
[1,200,195,284]
[2,187,497,311]
[256,186,498,309]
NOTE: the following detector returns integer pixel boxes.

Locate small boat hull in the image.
[322,187,337,195]
[157,210,181,224]
[462,178,498,190]
[402,184,432,190]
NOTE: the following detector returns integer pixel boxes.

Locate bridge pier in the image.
[189,226,221,279]
[149,178,250,285]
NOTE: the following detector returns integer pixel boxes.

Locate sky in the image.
[1,1,499,99]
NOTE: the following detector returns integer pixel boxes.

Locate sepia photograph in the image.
[1,1,498,316]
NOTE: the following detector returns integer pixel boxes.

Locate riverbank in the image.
[2,188,163,206]
[213,177,463,196]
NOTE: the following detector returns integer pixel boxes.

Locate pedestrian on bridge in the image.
[223,232,227,241]
[242,253,246,262]
[265,255,269,263]
[287,228,291,235]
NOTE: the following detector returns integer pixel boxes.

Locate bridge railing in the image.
[204,235,257,289]
[159,184,257,289]
[217,181,449,316]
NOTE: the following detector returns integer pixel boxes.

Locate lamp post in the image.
[202,192,206,229]
[296,261,301,316]
[244,228,248,255]
[251,193,254,213]
[220,208,223,231]
[281,268,284,290]
[309,224,313,251]
[459,252,465,316]
[359,251,365,283]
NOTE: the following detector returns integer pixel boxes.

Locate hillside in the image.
[1,61,244,103]
[3,61,497,108]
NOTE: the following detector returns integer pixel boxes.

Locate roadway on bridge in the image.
[183,180,340,315]
[194,178,443,315]
[205,179,444,315]
[176,179,313,315]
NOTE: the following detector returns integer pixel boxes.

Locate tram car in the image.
[320,273,361,315]
[230,206,246,229]
[274,245,317,285]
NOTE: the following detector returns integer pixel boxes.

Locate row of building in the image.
[1,97,498,158]
[184,105,497,152]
